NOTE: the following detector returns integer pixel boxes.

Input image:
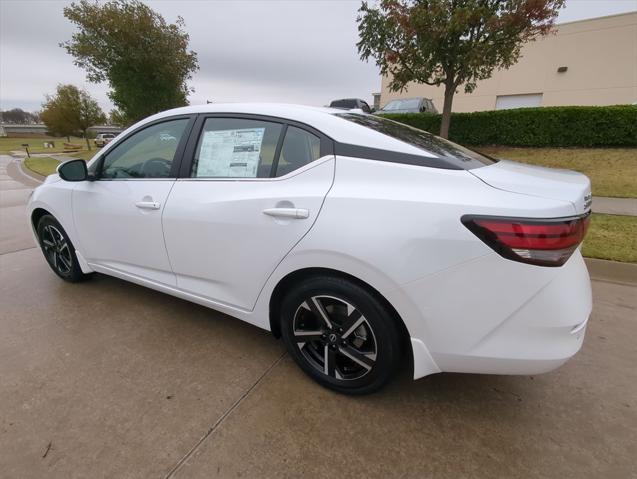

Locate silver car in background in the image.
[376,97,437,114]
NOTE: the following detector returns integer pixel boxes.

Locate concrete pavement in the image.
[0,155,38,254]
[1,154,636,478]
[0,248,286,478]
[1,247,635,478]
[592,196,637,216]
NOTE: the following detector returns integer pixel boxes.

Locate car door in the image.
[162,115,335,311]
[73,116,194,285]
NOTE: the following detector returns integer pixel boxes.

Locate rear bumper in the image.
[403,250,592,378]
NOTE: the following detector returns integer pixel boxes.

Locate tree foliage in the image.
[357,0,564,138]
[0,108,40,125]
[108,109,127,126]
[62,0,199,125]
[40,84,106,149]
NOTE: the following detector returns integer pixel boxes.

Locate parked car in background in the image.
[329,98,372,113]
[376,97,437,114]
[28,103,592,395]
[94,133,116,147]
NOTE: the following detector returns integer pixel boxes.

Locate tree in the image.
[62,0,199,125]
[108,109,126,126]
[0,108,40,124]
[40,84,106,150]
[357,0,564,138]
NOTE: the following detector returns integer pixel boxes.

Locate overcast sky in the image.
[1,0,635,113]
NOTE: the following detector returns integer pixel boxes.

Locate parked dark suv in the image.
[329,98,373,113]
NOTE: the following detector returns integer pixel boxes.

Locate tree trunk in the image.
[84,131,91,151]
[439,82,455,139]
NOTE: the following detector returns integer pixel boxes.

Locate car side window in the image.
[274,126,321,177]
[191,118,283,178]
[100,119,188,179]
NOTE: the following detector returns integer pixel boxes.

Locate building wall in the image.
[380,12,637,112]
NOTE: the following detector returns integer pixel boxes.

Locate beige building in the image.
[380,12,637,112]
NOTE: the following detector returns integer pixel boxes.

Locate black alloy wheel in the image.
[281,276,402,394]
[36,215,89,282]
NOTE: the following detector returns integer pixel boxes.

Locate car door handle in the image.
[135,201,161,210]
[262,207,309,219]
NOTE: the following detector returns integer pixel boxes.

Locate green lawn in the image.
[21,150,97,177]
[70,150,100,161]
[477,147,637,199]
[0,136,91,155]
[23,156,61,177]
[582,214,637,263]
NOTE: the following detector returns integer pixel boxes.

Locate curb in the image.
[13,158,46,183]
[585,258,637,286]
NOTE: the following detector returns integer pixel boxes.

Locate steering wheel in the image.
[140,157,171,178]
[105,166,133,178]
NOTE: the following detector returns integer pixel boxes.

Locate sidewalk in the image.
[592,196,637,216]
[10,150,77,162]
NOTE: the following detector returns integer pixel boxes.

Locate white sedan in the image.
[27,103,592,394]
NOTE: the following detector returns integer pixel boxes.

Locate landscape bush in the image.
[381,105,637,147]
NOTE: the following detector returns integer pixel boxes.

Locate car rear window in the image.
[381,99,420,111]
[330,99,359,109]
[334,113,495,168]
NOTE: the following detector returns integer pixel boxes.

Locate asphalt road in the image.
[1,156,636,478]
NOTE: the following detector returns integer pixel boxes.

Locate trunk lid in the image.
[470,160,592,215]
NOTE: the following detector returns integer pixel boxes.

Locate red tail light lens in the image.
[462,213,590,267]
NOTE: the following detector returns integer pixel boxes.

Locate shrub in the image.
[381,105,637,147]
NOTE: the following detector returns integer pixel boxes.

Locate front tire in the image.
[36,215,89,282]
[280,276,402,395]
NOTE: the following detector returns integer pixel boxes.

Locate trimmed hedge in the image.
[381,105,637,147]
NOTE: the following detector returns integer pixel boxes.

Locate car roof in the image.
[123,103,437,158]
[330,98,365,103]
[385,97,426,102]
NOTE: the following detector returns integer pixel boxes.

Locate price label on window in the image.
[197,128,265,177]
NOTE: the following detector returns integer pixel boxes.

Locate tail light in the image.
[462,213,590,267]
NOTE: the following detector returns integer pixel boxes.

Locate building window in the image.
[495,93,543,110]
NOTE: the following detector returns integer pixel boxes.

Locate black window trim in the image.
[93,114,197,181]
[333,143,464,170]
[332,113,493,170]
[179,113,335,179]
[270,124,288,178]
[89,110,486,181]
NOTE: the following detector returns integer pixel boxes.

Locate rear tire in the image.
[280,276,402,395]
[36,215,89,283]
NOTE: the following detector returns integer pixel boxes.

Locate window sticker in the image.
[197,127,265,177]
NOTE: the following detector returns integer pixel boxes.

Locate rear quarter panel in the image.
[251,156,579,368]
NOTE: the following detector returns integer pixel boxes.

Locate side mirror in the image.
[57,159,88,182]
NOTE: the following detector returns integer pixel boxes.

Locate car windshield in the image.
[381,99,421,111]
[334,113,495,166]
